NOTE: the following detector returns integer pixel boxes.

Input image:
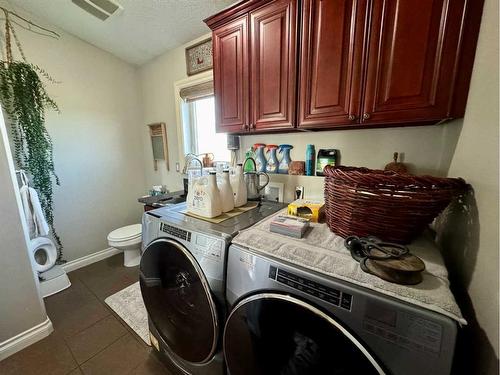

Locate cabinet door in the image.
[250,0,297,131]
[362,0,465,124]
[298,0,367,129]
[213,16,249,133]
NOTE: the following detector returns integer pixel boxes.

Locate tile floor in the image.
[0,254,172,375]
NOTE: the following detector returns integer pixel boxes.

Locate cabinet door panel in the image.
[213,16,249,133]
[250,0,297,131]
[298,0,367,128]
[362,0,464,124]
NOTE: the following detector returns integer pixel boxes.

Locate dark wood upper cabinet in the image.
[250,0,297,131]
[212,16,249,133]
[298,0,367,129]
[205,0,483,133]
[361,0,475,125]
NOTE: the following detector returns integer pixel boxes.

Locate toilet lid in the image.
[108,224,142,241]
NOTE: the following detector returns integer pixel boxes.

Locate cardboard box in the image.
[287,199,325,222]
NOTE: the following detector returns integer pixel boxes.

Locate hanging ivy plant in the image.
[0,12,64,261]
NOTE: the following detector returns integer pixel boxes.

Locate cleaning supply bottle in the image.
[266,144,279,174]
[230,163,247,207]
[278,144,293,174]
[188,171,222,218]
[218,169,234,212]
[305,144,315,176]
[243,148,255,173]
[316,149,339,176]
[253,143,267,172]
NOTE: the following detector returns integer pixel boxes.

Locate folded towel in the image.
[19,180,49,238]
[29,186,49,236]
[232,209,466,325]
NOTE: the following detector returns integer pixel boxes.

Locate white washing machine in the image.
[139,202,285,375]
[224,244,458,375]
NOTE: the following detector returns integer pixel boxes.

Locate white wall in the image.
[2,2,146,262]
[435,0,499,372]
[0,109,49,347]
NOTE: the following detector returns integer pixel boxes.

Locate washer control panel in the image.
[160,222,191,242]
[193,234,223,261]
[269,266,352,311]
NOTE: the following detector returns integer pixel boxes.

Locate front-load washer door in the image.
[140,238,218,364]
[224,293,386,375]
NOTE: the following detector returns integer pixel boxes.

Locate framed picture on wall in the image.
[185,38,213,76]
[263,182,284,203]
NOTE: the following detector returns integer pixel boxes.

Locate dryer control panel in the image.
[269,266,353,311]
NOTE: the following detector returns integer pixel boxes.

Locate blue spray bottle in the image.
[278,144,293,174]
[305,144,315,176]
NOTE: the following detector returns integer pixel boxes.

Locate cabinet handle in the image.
[242,124,248,130]
[363,113,371,120]
[348,114,357,121]
[250,123,255,129]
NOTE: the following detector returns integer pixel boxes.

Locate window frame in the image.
[173,70,214,166]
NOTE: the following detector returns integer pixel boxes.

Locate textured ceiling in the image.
[5,0,237,65]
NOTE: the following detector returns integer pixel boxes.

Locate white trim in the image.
[0,107,47,310]
[173,70,213,164]
[62,247,122,273]
[0,317,53,361]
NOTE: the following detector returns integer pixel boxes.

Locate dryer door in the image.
[224,293,386,375]
[140,238,218,364]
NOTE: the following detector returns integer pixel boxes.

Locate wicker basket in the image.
[323,166,466,244]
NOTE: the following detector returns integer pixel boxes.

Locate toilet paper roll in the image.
[30,237,57,273]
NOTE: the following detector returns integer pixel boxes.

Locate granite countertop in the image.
[138,190,185,206]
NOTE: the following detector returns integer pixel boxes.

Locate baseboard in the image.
[0,317,53,361]
[62,247,122,273]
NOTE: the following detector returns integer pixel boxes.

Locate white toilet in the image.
[107,224,142,267]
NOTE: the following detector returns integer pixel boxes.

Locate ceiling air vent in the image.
[72,0,123,21]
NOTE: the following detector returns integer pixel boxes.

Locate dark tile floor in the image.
[0,254,171,375]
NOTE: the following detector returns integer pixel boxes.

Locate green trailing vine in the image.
[0,11,64,261]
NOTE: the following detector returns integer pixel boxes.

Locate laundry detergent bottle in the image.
[188,171,222,218]
[253,143,267,172]
[278,144,293,174]
[218,169,234,213]
[230,163,247,207]
[266,144,279,174]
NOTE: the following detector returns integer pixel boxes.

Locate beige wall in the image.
[140,33,463,200]
[239,122,463,199]
[3,2,147,262]
[435,0,499,372]
[139,34,212,192]
[0,109,49,346]
[140,9,499,374]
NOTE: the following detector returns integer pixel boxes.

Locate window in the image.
[179,80,230,163]
[191,97,229,162]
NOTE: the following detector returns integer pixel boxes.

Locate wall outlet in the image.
[295,186,304,200]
